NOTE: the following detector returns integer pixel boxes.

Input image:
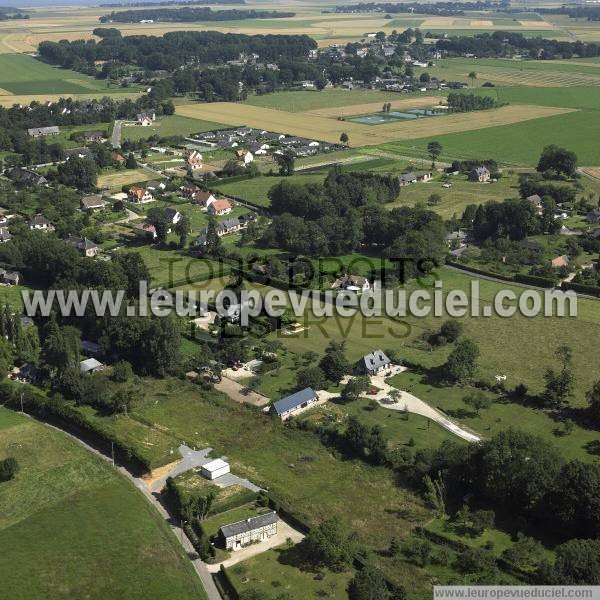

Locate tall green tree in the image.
[427,141,442,168]
[319,339,350,383]
[444,338,479,383]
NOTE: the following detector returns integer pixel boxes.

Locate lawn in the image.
[253,267,600,409]
[0,407,206,600]
[225,546,353,600]
[120,114,227,142]
[200,503,271,539]
[212,172,327,207]
[0,284,30,310]
[0,54,127,95]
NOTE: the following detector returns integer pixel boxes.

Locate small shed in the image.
[201,458,230,480]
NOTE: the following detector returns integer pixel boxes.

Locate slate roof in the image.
[361,350,391,372]
[272,387,316,415]
[80,357,104,373]
[220,511,278,539]
[399,172,417,183]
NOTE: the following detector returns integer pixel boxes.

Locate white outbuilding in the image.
[200,458,230,480]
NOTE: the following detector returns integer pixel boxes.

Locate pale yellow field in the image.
[470,20,493,27]
[176,102,574,147]
[98,168,155,189]
[305,96,442,118]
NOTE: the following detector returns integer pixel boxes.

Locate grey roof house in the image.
[27,126,59,137]
[271,387,318,420]
[358,350,392,376]
[219,511,278,551]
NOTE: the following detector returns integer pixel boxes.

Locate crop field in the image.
[177,101,572,147]
[306,95,443,118]
[0,407,206,600]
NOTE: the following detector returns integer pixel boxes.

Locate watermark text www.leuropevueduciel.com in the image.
[21,280,577,326]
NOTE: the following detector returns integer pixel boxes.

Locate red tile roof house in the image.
[551,255,570,269]
[207,199,232,216]
[128,187,154,204]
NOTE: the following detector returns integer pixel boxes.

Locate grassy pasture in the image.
[0,407,206,600]
[177,101,572,147]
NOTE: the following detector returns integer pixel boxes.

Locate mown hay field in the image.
[97,168,155,190]
[177,101,573,147]
[417,57,600,87]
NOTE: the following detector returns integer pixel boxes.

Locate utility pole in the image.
[20,391,24,414]
[111,442,115,467]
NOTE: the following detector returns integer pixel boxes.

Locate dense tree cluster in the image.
[261,169,447,271]
[414,429,600,545]
[39,31,316,73]
[447,92,502,112]
[100,7,294,23]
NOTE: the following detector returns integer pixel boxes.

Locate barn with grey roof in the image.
[271,387,317,420]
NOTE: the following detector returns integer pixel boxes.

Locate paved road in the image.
[26,416,222,600]
[111,120,122,149]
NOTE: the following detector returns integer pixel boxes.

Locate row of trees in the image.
[436,30,600,60]
[100,7,294,22]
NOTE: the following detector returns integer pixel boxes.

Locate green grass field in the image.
[244,88,442,112]
[381,109,600,166]
[0,407,206,600]
[0,54,130,95]
[121,114,227,142]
